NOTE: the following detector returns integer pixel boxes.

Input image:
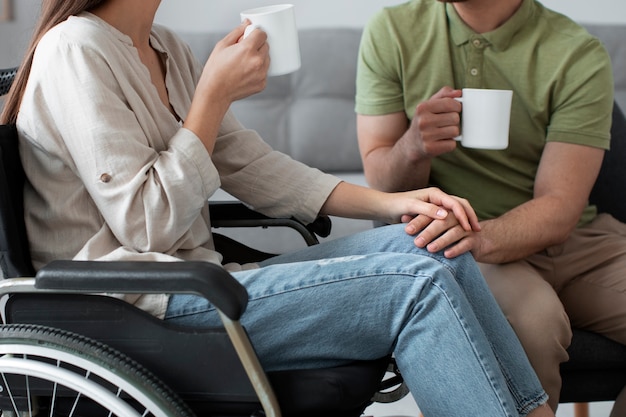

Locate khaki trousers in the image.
[479,213,626,412]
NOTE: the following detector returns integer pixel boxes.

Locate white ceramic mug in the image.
[241,4,301,77]
[454,88,513,150]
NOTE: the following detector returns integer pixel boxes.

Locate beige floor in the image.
[364,394,615,417]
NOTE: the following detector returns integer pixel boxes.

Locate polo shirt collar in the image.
[447,0,535,51]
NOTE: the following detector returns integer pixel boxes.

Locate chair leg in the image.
[574,403,590,417]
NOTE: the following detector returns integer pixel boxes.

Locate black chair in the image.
[0,66,16,96]
[559,102,626,416]
[0,75,392,415]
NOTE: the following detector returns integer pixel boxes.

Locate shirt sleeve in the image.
[355,10,407,116]
[547,36,614,149]
[27,31,219,254]
[212,111,341,225]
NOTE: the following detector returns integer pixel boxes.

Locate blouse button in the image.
[473,39,481,47]
[100,173,112,183]
[470,68,479,76]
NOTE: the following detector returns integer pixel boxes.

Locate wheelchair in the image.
[0,67,409,416]
[0,115,406,416]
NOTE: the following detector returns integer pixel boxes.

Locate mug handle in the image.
[453,97,463,142]
[243,24,261,39]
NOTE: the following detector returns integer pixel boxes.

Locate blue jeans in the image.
[165,224,547,416]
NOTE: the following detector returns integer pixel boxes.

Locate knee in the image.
[488,273,573,352]
[418,249,480,277]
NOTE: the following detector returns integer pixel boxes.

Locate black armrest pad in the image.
[210,201,275,222]
[35,260,248,320]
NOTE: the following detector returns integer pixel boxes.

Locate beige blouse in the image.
[16,13,340,317]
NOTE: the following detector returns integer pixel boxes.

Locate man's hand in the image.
[409,215,482,259]
[406,86,463,158]
[357,86,463,192]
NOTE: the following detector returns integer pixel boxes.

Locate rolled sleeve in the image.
[168,127,220,197]
[213,111,342,224]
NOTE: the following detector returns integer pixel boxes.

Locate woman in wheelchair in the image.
[1,1,555,416]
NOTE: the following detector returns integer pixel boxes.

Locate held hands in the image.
[385,187,481,258]
[407,86,463,158]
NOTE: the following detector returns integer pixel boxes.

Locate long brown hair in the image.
[0,0,106,124]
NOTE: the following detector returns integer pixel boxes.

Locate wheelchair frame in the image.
[0,261,281,417]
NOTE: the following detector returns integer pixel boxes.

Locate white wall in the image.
[155,0,403,32]
[542,0,626,24]
[0,0,40,67]
[1,0,625,68]
[4,0,622,120]
[155,0,626,33]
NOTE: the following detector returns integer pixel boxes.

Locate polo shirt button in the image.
[473,39,481,47]
[470,68,479,76]
[100,173,112,183]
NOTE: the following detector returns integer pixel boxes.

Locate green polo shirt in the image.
[356,0,614,224]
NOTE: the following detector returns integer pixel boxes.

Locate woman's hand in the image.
[380,187,481,257]
[322,183,479,236]
[199,20,270,104]
[184,21,270,153]
[378,187,477,230]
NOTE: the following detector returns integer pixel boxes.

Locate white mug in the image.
[241,4,301,77]
[454,88,513,150]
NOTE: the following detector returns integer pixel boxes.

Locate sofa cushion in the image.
[232,29,363,173]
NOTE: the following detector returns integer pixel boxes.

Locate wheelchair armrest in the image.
[35,260,248,320]
[209,201,332,245]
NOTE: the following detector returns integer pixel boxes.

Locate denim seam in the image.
[166,269,431,318]
[428,279,516,417]
[492,348,549,415]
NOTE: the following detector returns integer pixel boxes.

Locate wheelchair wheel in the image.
[0,324,195,417]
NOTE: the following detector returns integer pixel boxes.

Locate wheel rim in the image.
[0,338,189,417]
[0,356,141,417]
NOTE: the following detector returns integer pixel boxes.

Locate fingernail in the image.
[406,224,416,234]
[437,209,448,218]
[415,236,426,247]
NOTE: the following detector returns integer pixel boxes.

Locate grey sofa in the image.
[182,28,369,252]
[178,24,626,253]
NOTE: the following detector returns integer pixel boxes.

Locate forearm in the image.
[320,182,386,221]
[320,182,480,234]
[363,133,431,192]
[475,142,603,264]
[183,89,231,155]
[475,197,579,264]
[184,23,270,155]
